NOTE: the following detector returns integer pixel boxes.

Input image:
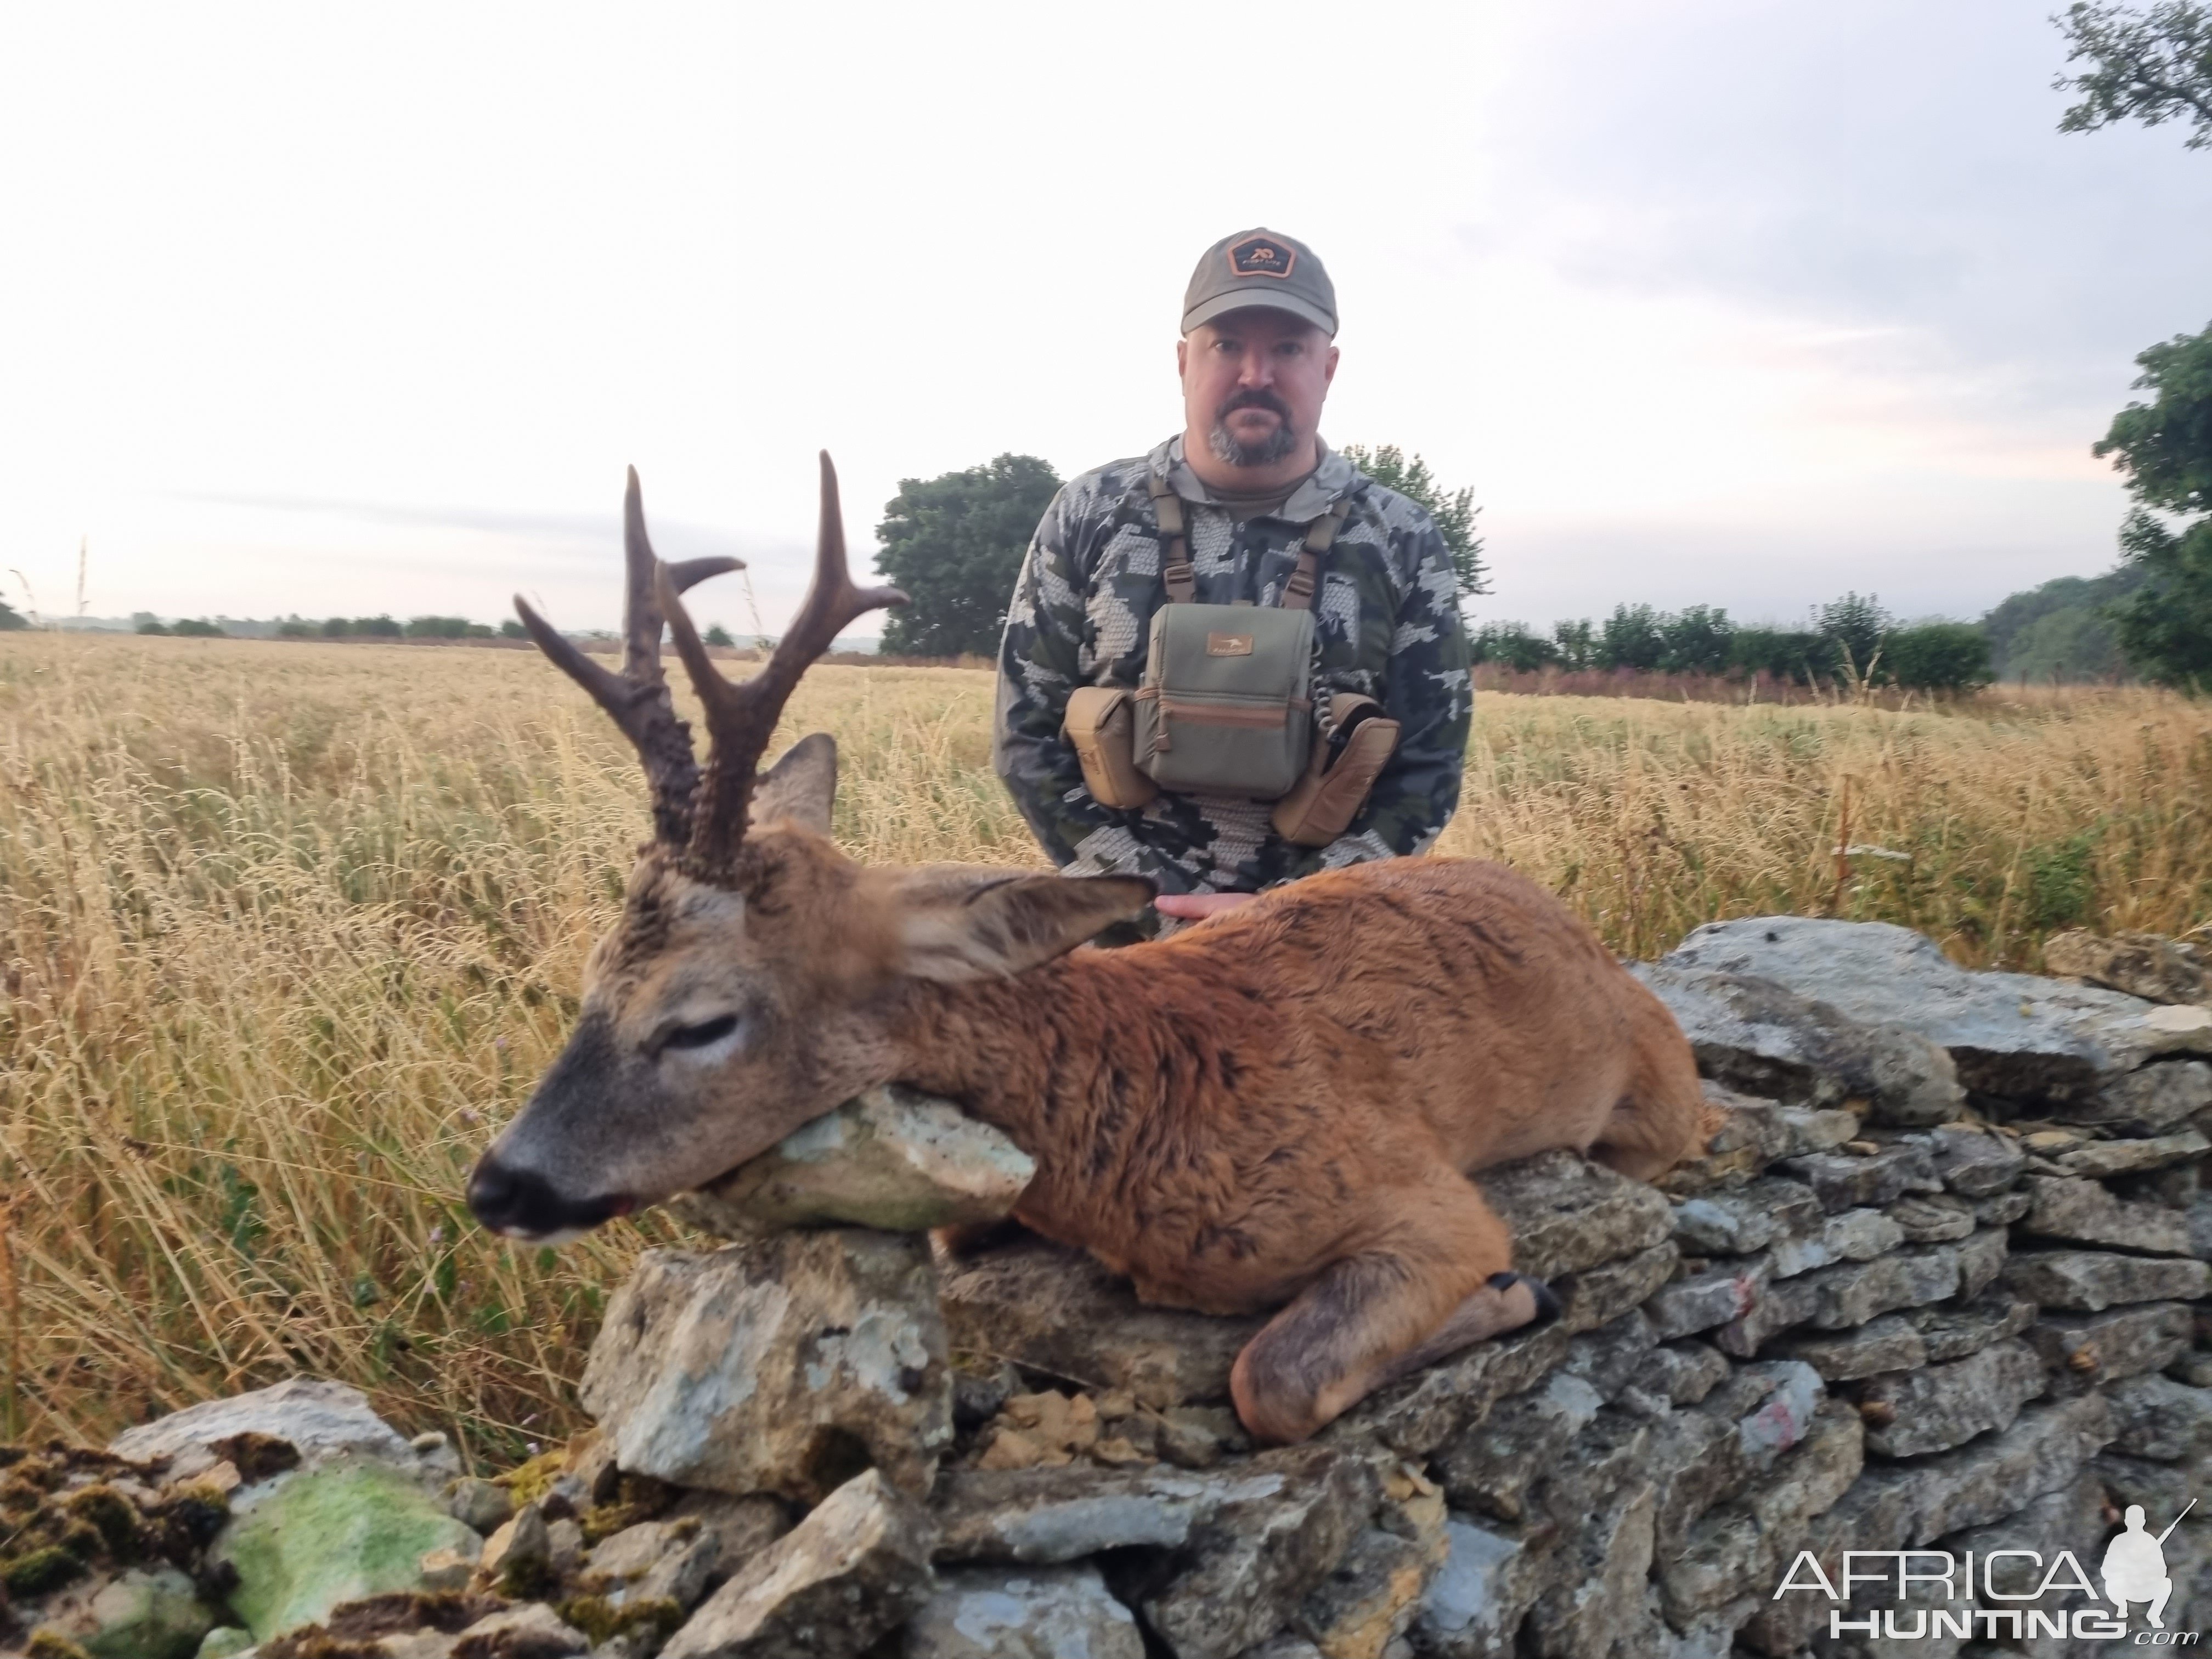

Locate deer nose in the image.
[467,1154,615,1239]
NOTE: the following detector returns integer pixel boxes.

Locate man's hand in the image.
[1155,892,1259,921]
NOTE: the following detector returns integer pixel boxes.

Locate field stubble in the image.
[2,634,2208,1457]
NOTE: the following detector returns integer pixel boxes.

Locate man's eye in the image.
[664,1014,739,1052]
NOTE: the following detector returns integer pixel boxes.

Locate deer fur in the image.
[467,458,1709,1444]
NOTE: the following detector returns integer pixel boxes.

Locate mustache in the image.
[1215,388,1292,423]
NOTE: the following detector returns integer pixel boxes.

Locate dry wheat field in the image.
[3,633,2209,1464]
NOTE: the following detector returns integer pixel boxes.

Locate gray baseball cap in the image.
[1181,228,1338,337]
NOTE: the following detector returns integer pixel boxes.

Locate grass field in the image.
[3,633,2209,1463]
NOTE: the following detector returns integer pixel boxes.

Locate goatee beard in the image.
[1207,416,1299,469]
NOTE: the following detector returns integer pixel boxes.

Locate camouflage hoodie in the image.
[992,435,1472,898]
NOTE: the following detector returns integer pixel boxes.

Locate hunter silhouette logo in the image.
[1229,236,1294,278]
[2104,1500,2193,1630]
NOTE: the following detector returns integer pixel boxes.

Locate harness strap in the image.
[1147,473,1196,603]
[1148,472,1350,611]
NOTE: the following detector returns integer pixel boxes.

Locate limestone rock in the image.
[1914,1294,2038,1364]
[29,1566,218,1659]
[2051,1127,2210,1178]
[1330,1319,1573,1460]
[1557,1312,1660,1406]
[939,1235,1261,1413]
[1858,1339,2046,1458]
[2019,1174,2195,1255]
[659,1492,793,1583]
[445,1477,513,1535]
[452,1602,590,1659]
[1644,1259,1768,1342]
[1549,1244,1678,1336]
[1768,1312,1927,1381]
[580,1229,951,1503]
[212,1459,484,1640]
[2104,1373,2212,1462]
[2027,1301,2195,1392]
[932,1444,1358,1566]
[661,1468,936,1659]
[1291,1524,1439,1659]
[1850,1391,2114,1545]
[2042,928,2211,1007]
[1669,1178,1820,1257]
[1715,1237,1974,1356]
[1139,1449,1377,1659]
[110,1378,439,1481]
[1628,964,1965,1124]
[1767,1205,1906,1278]
[1776,1143,1940,1212]
[1472,1152,1674,1282]
[1412,1515,1550,1659]
[905,1562,1143,1659]
[588,1519,720,1611]
[1646,1342,1731,1407]
[669,1085,1036,1237]
[1970,1186,2032,1226]
[1432,1371,1605,1523]
[1884,1192,1976,1244]
[1928,1124,2026,1198]
[2002,1248,2211,1312]
[1663,916,2205,1103]
[2066,1059,2212,1136]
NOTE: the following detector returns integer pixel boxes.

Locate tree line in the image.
[1471,598,1995,690]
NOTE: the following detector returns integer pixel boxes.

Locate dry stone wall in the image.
[15,918,2211,1659]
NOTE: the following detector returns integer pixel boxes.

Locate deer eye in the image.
[662,1014,740,1054]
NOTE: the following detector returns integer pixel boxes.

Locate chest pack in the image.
[1060,473,1401,848]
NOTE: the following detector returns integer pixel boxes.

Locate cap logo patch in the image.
[1228,236,1295,279]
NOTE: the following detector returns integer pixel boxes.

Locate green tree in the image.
[1885,622,1995,690]
[703,623,736,648]
[1339,443,1488,606]
[1470,620,1559,672]
[500,618,529,640]
[874,454,1062,657]
[1551,618,1595,670]
[1729,624,1823,684]
[1658,605,1734,674]
[2053,2,2212,150]
[1597,603,1667,671]
[2096,321,2212,687]
[1814,592,1893,680]
[136,619,171,635]
[173,618,224,637]
[0,600,24,631]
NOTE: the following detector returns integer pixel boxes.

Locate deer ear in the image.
[895,869,1156,981]
[750,733,838,836]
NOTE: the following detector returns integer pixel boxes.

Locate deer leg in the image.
[1228,1177,1530,1444]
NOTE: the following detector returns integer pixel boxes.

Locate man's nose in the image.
[1236,348,1274,387]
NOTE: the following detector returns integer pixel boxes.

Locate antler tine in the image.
[515,467,744,847]
[660,450,908,862]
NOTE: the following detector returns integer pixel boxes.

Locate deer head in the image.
[466,455,1153,1242]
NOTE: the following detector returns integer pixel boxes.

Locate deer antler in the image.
[658,451,908,866]
[514,467,743,845]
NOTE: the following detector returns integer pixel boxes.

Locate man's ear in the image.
[751,733,838,835]
[891,867,1156,981]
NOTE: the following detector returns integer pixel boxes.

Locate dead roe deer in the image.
[466,456,1708,1443]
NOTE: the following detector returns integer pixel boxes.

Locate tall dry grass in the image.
[2,633,2208,1459]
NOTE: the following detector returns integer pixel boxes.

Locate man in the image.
[994,227,1472,924]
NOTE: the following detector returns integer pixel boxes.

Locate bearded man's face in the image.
[1179,309,1337,471]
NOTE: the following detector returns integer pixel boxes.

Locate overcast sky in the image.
[3,1,2207,635]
